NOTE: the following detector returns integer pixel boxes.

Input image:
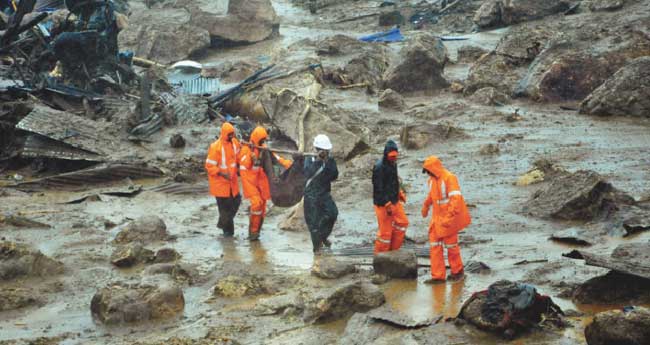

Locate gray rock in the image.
[457,45,489,62]
[311,257,357,279]
[118,7,210,64]
[464,52,527,95]
[464,261,491,274]
[0,241,63,280]
[573,271,650,304]
[110,243,155,268]
[588,0,625,12]
[190,0,279,45]
[550,228,593,246]
[144,263,196,284]
[580,56,650,118]
[373,250,417,279]
[383,33,449,93]
[302,281,385,323]
[169,134,186,148]
[400,122,467,150]
[339,312,394,345]
[113,216,169,244]
[470,87,509,105]
[90,282,184,324]
[0,287,39,311]
[378,89,405,110]
[154,248,182,263]
[254,292,303,316]
[213,274,275,297]
[585,306,650,345]
[473,0,572,29]
[523,170,634,221]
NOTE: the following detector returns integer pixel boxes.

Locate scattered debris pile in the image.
[458,280,565,339]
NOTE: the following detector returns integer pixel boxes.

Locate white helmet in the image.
[313,134,333,150]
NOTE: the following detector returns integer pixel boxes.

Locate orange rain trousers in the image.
[429,233,463,280]
[373,202,409,254]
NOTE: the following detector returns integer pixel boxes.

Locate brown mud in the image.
[1,0,650,344]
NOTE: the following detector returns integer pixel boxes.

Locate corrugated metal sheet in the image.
[147,182,208,195]
[15,105,125,158]
[14,163,164,191]
[22,134,105,161]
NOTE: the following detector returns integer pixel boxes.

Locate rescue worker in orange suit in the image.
[373,140,409,254]
[239,126,292,241]
[205,122,241,237]
[421,155,471,283]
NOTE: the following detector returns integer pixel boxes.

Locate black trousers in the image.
[216,194,241,235]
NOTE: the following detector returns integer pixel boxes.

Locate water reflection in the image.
[383,278,468,320]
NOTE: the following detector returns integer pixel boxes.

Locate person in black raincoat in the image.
[372,139,409,254]
[303,134,339,253]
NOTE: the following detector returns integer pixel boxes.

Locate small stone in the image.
[479,144,500,156]
[450,81,464,93]
[378,89,405,110]
[154,248,182,263]
[169,134,186,148]
[373,250,417,279]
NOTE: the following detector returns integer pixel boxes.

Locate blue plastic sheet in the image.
[359,27,404,43]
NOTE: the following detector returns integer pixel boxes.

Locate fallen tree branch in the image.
[337,82,369,90]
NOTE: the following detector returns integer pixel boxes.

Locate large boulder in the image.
[190,0,279,45]
[0,241,63,280]
[118,7,210,64]
[573,271,650,304]
[383,34,449,93]
[514,34,650,101]
[580,56,650,118]
[311,257,357,279]
[302,281,385,323]
[340,50,390,90]
[523,170,634,221]
[113,216,169,244]
[90,281,185,324]
[473,0,572,29]
[400,122,467,150]
[378,89,405,110]
[457,45,489,63]
[585,307,650,345]
[464,53,528,95]
[372,250,417,279]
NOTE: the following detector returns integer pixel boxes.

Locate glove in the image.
[385,202,393,216]
[421,204,429,218]
[398,190,406,203]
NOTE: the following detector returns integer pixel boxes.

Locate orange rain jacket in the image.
[239,127,292,200]
[422,156,471,238]
[205,123,240,198]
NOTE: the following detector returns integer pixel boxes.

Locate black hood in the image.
[383,140,398,159]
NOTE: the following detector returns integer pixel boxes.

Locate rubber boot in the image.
[248,215,262,241]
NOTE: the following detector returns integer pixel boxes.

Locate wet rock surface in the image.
[0,241,63,280]
[470,87,509,105]
[573,271,650,304]
[383,33,449,93]
[523,170,634,221]
[587,0,625,12]
[378,89,405,110]
[580,56,650,117]
[113,216,169,244]
[585,306,650,345]
[110,243,155,268]
[90,281,185,324]
[473,0,572,29]
[190,0,279,45]
[213,274,276,298]
[311,256,356,279]
[0,287,39,311]
[457,45,489,62]
[400,122,467,150]
[372,250,417,279]
[302,280,385,323]
[118,6,210,64]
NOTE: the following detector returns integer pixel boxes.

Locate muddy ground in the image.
[1,0,650,344]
